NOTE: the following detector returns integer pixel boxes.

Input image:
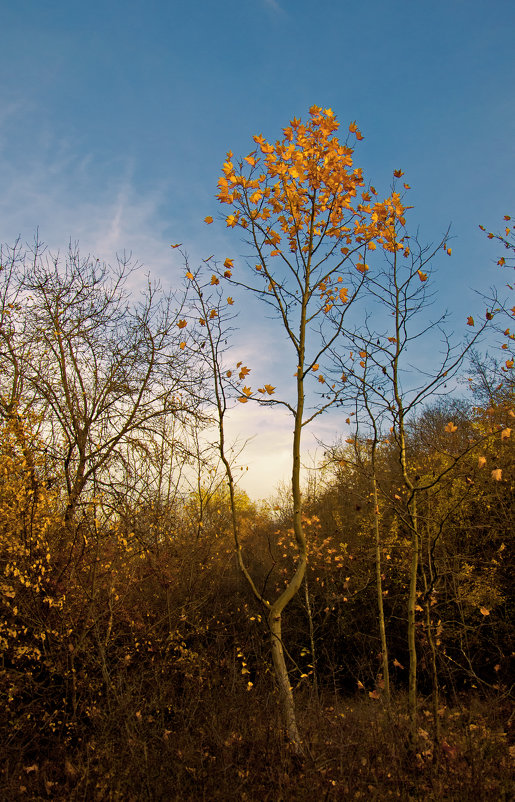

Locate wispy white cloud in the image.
[263,0,285,15]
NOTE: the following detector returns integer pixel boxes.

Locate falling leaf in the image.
[357,680,365,690]
[479,606,490,616]
[444,422,457,433]
[170,243,182,249]
[393,658,404,669]
[417,270,428,282]
[369,689,380,700]
[204,216,213,224]
[491,468,502,481]
[467,316,474,326]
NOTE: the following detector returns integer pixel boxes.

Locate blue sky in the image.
[1,0,513,497]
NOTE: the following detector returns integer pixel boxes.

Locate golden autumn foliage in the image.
[216,106,407,264]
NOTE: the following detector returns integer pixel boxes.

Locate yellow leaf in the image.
[444,422,457,433]
[263,384,275,394]
[479,606,490,616]
[209,309,218,319]
[417,270,428,282]
[227,297,234,305]
[312,363,319,371]
[179,342,186,350]
[238,397,248,403]
[501,428,511,439]
[242,385,252,396]
[211,275,219,285]
[339,287,349,303]
[224,258,234,269]
[204,216,213,224]
[478,456,487,468]
[239,366,251,379]
[186,271,194,280]
[491,468,502,481]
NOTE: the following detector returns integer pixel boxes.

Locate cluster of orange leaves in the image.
[215,106,407,265]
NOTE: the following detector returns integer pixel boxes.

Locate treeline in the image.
[0,237,513,800]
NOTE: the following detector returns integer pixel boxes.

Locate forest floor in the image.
[2,689,514,801]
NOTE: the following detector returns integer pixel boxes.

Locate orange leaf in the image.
[264,384,275,395]
[417,270,427,282]
[467,316,474,326]
[170,243,182,249]
[227,297,234,305]
[393,169,404,178]
[312,364,319,371]
[224,258,234,269]
[204,216,213,224]
[209,309,218,319]
[478,456,487,468]
[238,397,248,403]
[211,275,219,285]
[491,468,502,481]
[186,271,194,280]
[501,428,511,439]
[444,422,457,433]
[177,319,187,329]
[179,342,186,350]
[480,606,490,616]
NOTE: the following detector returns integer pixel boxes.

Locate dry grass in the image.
[2,683,513,801]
